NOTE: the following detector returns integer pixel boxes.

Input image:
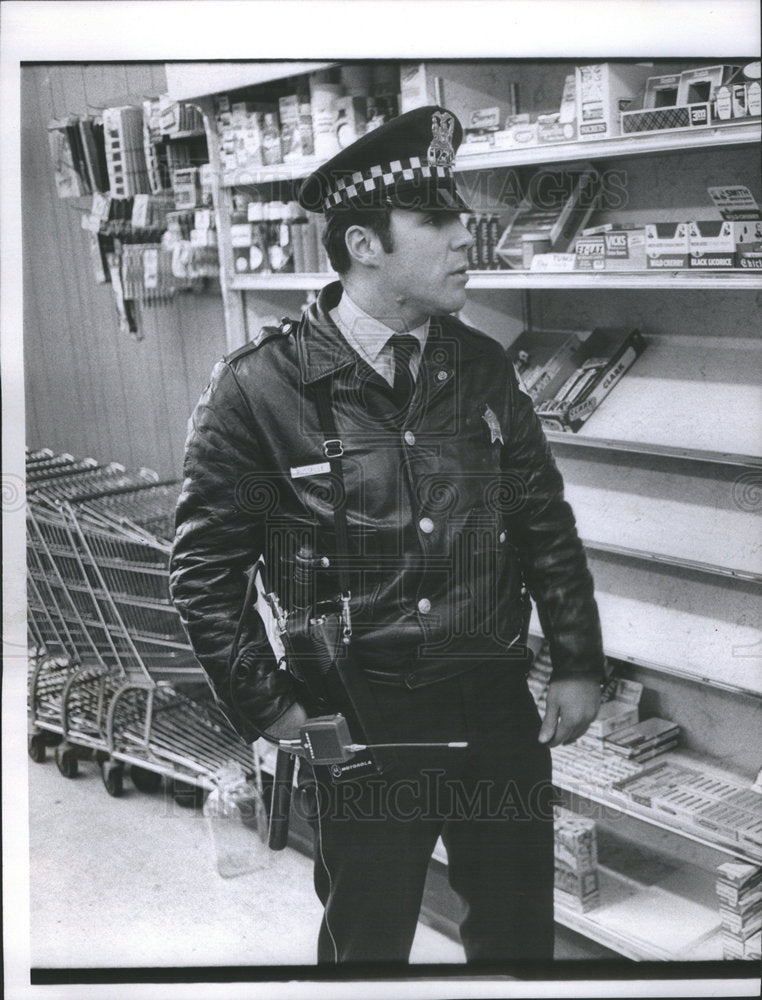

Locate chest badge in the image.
[482,405,504,445]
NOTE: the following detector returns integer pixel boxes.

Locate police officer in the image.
[170,105,604,964]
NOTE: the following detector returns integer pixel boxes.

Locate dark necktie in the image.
[389,333,419,412]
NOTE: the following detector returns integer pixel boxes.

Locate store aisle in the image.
[27,753,466,969]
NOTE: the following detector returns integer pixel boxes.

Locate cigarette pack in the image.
[603,718,680,757]
[586,700,640,739]
[645,222,690,269]
[611,761,698,809]
[576,62,652,140]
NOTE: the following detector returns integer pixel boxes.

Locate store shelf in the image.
[216,119,761,188]
[547,430,761,469]
[230,271,335,291]
[580,539,760,583]
[465,270,762,290]
[222,159,327,187]
[434,832,724,960]
[552,747,762,865]
[552,334,762,467]
[560,472,762,582]
[454,118,761,172]
[554,865,721,961]
[533,560,762,697]
[230,269,762,292]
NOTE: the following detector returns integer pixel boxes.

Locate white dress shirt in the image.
[329,291,429,387]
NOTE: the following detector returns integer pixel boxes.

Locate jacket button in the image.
[419,517,434,534]
[437,370,448,381]
[404,431,416,446]
[499,531,506,543]
[417,598,432,614]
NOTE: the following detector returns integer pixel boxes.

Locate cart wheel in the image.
[172,779,205,809]
[55,744,79,779]
[28,733,47,763]
[130,765,162,794]
[101,761,124,797]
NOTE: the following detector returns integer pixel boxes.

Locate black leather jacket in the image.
[169,281,604,742]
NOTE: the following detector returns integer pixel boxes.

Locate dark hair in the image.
[323,202,394,274]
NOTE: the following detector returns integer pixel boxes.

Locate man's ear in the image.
[344,225,382,268]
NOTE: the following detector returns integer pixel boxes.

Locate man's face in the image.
[376,207,474,327]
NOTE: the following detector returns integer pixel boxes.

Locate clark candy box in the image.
[507,326,647,433]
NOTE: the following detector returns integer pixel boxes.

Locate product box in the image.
[677,65,741,109]
[538,74,578,144]
[279,93,315,162]
[230,222,255,247]
[604,717,680,758]
[554,807,598,873]
[586,678,643,739]
[399,62,430,113]
[575,225,646,271]
[554,869,601,912]
[688,219,762,268]
[335,96,368,149]
[621,102,711,135]
[576,62,652,140]
[172,167,200,210]
[507,326,647,432]
[464,106,502,142]
[645,222,690,269]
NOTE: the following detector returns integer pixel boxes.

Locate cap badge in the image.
[427,110,455,168]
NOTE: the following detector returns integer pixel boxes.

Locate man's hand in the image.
[538,677,601,747]
[265,700,310,742]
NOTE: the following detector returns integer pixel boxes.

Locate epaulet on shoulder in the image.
[224,316,297,364]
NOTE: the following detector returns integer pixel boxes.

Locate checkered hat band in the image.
[324,158,453,209]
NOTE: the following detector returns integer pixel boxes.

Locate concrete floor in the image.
[27,749,466,969]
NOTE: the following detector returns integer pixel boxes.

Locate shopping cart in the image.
[26,451,261,806]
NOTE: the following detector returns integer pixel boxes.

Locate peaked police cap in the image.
[297,105,470,215]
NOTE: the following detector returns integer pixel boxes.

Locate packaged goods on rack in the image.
[715,861,762,959]
[506,326,647,433]
[611,762,762,856]
[621,63,759,135]
[494,165,601,269]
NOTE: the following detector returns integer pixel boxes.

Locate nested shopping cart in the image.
[26,450,261,805]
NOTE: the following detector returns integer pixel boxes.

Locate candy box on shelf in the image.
[645,222,690,269]
[575,62,652,140]
[575,224,647,271]
[507,327,647,433]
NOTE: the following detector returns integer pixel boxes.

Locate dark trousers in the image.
[295,661,555,964]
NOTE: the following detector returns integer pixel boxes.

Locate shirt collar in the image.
[330,289,429,367]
